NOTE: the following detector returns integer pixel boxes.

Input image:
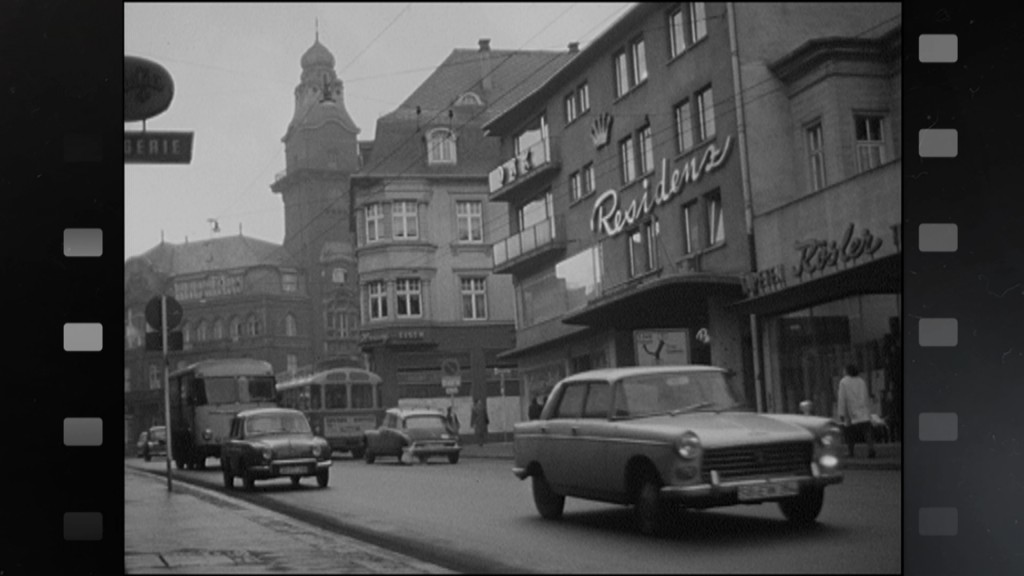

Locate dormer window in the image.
[427,128,457,165]
[455,92,483,106]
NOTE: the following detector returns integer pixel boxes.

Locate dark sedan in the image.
[364,408,461,465]
[137,426,167,461]
[221,408,332,490]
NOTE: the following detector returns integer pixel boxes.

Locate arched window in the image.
[230,316,241,341]
[455,92,483,106]
[426,128,457,165]
[246,314,262,337]
[285,313,297,337]
[196,320,208,342]
[212,318,224,340]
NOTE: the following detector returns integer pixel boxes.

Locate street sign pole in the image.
[162,295,173,492]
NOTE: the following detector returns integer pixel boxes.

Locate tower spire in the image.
[315,18,319,43]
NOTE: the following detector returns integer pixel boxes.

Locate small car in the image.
[136,426,167,462]
[363,407,461,465]
[513,366,844,535]
[220,408,332,490]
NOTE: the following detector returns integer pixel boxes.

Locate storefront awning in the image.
[562,273,745,328]
[728,254,900,316]
[496,325,594,360]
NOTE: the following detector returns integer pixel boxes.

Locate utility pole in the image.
[161,295,174,492]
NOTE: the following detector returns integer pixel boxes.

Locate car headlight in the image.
[676,431,702,460]
[819,426,841,449]
[261,448,272,461]
[312,444,322,457]
[202,429,213,441]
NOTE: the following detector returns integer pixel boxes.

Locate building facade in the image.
[351,40,575,434]
[123,235,314,452]
[482,2,901,419]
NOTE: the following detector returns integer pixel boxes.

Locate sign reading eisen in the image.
[591,136,732,238]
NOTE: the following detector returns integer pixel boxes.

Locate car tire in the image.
[778,488,825,525]
[364,451,376,464]
[316,469,329,488]
[243,468,256,491]
[635,476,668,536]
[448,453,459,465]
[222,462,233,489]
[532,472,565,520]
[290,476,301,488]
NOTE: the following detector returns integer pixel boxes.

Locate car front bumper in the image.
[660,471,843,504]
[405,443,461,457]
[249,458,332,477]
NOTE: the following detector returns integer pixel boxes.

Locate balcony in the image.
[487,137,561,204]
[492,216,567,276]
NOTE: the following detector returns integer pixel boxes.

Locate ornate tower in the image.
[272,35,361,367]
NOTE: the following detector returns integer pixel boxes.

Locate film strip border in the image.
[907,8,1024,576]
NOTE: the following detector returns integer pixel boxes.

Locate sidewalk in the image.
[125,465,453,574]
[461,439,901,471]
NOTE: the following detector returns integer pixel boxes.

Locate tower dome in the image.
[301,39,335,70]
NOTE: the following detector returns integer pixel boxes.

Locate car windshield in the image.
[615,371,741,419]
[403,415,446,431]
[244,414,311,437]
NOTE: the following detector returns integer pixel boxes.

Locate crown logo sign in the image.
[590,113,613,149]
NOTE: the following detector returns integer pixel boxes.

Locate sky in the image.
[124,2,635,260]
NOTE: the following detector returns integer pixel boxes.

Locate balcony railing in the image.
[492,216,566,274]
[487,137,560,203]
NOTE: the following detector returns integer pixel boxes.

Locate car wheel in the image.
[531,472,565,520]
[316,469,329,488]
[290,476,301,488]
[778,488,825,525]
[364,451,376,464]
[448,453,459,465]
[242,467,256,491]
[635,476,668,536]
[222,461,233,489]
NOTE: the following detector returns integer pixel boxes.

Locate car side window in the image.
[554,384,586,419]
[583,382,610,419]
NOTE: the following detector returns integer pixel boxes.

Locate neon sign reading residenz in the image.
[591,136,732,238]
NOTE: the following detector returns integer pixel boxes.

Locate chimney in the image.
[479,38,493,92]
[568,42,579,53]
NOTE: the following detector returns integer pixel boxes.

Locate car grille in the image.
[700,441,813,483]
[276,445,312,459]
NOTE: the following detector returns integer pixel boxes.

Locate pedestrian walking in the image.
[528,396,543,420]
[470,398,489,446]
[837,363,876,458]
[445,406,460,436]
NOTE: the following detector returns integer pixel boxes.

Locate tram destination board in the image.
[124,131,194,164]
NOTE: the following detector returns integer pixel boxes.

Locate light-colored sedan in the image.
[513,366,844,535]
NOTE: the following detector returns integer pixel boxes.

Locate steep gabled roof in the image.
[129,235,299,278]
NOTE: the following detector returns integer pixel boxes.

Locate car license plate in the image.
[737,481,799,501]
[279,466,307,475]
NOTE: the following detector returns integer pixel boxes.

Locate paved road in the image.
[135,457,901,573]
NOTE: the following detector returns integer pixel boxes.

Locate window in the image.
[461,277,487,320]
[392,201,419,240]
[395,278,422,318]
[351,383,375,409]
[674,99,694,152]
[368,281,388,321]
[638,125,654,175]
[515,114,549,161]
[807,122,826,191]
[125,367,131,393]
[583,382,611,418]
[285,313,297,337]
[246,314,262,337]
[578,83,590,113]
[696,85,716,141]
[365,203,383,243]
[182,323,191,347]
[569,171,582,202]
[455,92,482,106]
[282,273,297,293]
[229,317,241,341]
[682,201,697,254]
[628,218,659,277]
[583,163,596,197]
[518,190,554,231]
[620,136,636,184]
[706,190,725,246]
[554,384,586,418]
[196,320,208,342]
[565,91,578,124]
[326,385,348,409]
[286,355,298,376]
[456,201,483,243]
[332,267,346,284]
[669,3,706,57]
[325,303,356,338]
[614,38,648,98]
[149,365,161,390]
[213,319,224,340]
[427,128,457,165]
[855,114,886,172]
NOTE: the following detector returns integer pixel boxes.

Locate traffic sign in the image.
[125,131,194,164]
[442,375,461,391]
[441,358,460,376]
[145,296,183,331]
